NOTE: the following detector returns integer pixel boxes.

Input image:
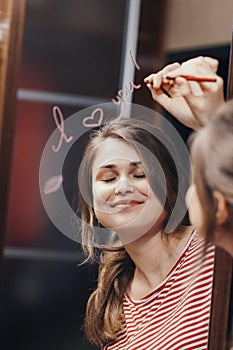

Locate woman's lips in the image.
[110,200,143,208]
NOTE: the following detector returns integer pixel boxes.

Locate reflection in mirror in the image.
[0,1,233,349]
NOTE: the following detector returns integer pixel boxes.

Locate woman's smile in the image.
[109,199,144,209]
[110,199,144,211]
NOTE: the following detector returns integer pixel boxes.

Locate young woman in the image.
[78,118,215,349]
[145,55,233,255]
[188,100,233,256]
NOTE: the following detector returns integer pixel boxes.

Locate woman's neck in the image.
[125,226,194,299]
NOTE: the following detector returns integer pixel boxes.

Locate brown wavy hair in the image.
[77,118,187,346]
[190,99,233,242]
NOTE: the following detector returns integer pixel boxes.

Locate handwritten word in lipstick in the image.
[111,51,141,118]
[112,81,141,117]
[52,106,73,152]
[81,50,142,125]
[130,49,140,71]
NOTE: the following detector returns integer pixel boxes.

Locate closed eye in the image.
[102,177,116,183]
[134,174,145,179]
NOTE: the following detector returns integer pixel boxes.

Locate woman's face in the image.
[91,138,165,243]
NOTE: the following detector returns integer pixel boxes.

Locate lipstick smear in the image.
[43,175,63,194]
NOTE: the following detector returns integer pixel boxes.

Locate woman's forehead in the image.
[92,139,142,170]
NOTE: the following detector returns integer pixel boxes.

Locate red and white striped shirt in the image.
[102,231,215,350]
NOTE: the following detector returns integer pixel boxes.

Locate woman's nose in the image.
[114,180,134,196]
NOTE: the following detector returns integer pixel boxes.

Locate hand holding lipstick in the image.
[144,56,225,130]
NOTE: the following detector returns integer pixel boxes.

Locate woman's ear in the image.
[213,190,229,225]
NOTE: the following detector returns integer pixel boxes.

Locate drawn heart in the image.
[83,108,104,127]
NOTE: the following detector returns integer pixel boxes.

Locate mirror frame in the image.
[0,0,25,275]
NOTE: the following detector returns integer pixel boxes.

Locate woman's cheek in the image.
[92,182,112,210]
[137,179,149,196]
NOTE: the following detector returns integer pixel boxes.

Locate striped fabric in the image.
[102,231,215,350]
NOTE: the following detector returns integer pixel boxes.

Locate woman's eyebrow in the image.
[131,161,142,167]
[99,161,142,170]
[99,164,116,170]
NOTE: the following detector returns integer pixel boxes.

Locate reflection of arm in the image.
[144,56,225,131]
